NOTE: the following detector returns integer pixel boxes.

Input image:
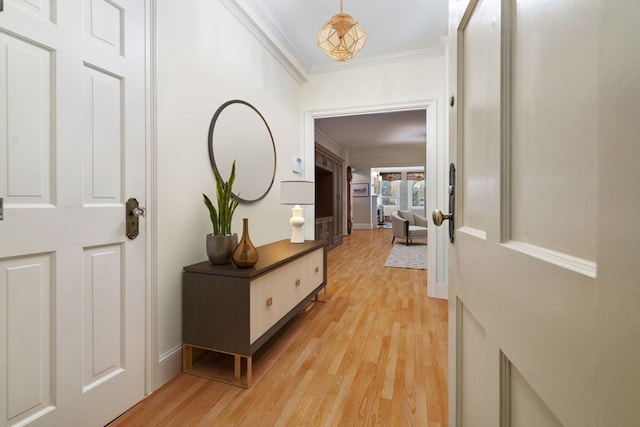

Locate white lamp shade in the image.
[280,181,315,205]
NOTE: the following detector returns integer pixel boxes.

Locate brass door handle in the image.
[126,198,146,240]
[432,163,456,243]
[432,209,453,226]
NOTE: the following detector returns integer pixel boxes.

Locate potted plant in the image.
[203,160,239,264]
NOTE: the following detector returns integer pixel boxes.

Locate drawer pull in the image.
[315,266,320,273]
[266,297,273,307]
[295,279,301,287]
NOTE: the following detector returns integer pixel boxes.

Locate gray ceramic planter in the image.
[206,233,238,265]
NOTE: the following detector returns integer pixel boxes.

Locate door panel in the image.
[448,1,640,426]
[510,1,597,262]
[460,0,500,237]
[509,361,563,427]
[0,254,54,424]
[0,1,147,426]
[84,0,124,54]
[82,244,124,392]
[1,32,52,205]
[83,65,122,204]
[459,303,499,426]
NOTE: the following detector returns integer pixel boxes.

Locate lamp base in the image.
[289,205,305,244]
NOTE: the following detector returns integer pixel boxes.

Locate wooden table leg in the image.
[314,287,327,303]
[234,354,241,381]
[246,355,252,387]
[183,345,193,370]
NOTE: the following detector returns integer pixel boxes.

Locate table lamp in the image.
[280,180,315,243]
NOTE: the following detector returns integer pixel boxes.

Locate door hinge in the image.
[0,197,4,220]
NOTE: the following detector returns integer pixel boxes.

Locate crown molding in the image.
[221,0,309,84]
[310,48,443,74]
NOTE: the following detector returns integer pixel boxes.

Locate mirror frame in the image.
[207,100,277,203]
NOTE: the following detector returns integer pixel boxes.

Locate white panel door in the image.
[0,1,147,426]
[446,1,640,426]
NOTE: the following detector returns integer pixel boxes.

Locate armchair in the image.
[391,210,428,246]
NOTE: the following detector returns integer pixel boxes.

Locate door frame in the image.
[304,100,448,299]
[145,0,159,396]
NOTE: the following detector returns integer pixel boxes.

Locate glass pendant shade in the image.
[317,1,367,62]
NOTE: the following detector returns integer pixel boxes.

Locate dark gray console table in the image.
[182,239,326,387]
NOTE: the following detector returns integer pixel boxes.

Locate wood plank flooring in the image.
[108,228,448,426]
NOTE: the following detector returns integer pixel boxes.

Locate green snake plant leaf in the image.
[204,160,238,236]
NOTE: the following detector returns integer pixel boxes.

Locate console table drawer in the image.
[249,248,324,343]
[250,266,291,343]
[291,248,324,304]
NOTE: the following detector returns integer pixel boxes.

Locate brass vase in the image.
[233,218,258,268]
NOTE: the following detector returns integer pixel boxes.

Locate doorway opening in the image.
[304,100,448,300]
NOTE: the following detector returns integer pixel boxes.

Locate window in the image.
[408,171,425,208]
[380,179,399,206]
[409,180,425,207]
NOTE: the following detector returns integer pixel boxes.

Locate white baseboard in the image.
[428,282,448,300]
[158,344,183,387]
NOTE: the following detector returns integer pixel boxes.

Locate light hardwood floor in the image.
[108,228,448,426]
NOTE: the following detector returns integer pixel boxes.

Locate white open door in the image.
[444,1,640,426]
[0,1,147,426]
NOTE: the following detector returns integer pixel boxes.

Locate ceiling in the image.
[315,110,427,148]
[241,0,449,73]
[236,0,448,150]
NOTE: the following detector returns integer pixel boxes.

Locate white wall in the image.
[351,169,374,228]
[303,56,444,110]
[155,0,306,384]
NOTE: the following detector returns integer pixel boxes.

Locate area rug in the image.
[384,243,427,270]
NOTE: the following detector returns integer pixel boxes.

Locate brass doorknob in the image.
[432,209,453,227]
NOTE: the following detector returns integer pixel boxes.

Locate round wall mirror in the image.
[208,100,277,203]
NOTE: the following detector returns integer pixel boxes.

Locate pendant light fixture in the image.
[317,0,367,62]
